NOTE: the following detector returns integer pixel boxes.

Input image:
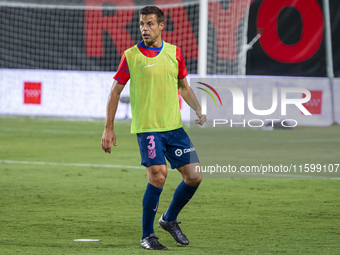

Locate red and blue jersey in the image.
[113,40,188,85]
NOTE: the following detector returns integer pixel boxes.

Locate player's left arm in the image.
[178,77,206,126]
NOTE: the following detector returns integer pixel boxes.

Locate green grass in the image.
[190,124,340,178]
[0,116,339,254]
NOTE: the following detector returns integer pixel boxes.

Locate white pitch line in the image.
[0,160,145,170]
[0,159,177,171]
[0,128,100,135]
[1,160,338,178]
[2,128,340,142]
[216,172,340,179]
[287,138,340,143]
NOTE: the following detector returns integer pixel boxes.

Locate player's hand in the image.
[195,110,206,126]
[101,128,116,154]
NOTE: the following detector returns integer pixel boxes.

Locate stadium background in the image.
[1,0,340,123]
[0,0,339,75]
[0,0,339,254]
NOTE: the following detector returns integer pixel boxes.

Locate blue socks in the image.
[142,183,162,239]
[163,180,199,222]
[142,181,199,239]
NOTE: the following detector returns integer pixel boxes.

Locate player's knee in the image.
[193,177,202,186]
[147,165,167,187]
[186,177,202,187]
[156,174,166,185]
[149,169,167,186]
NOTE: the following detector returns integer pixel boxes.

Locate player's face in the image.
[139,14,164,46]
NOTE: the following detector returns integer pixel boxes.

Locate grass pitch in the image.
[0,116,339,254]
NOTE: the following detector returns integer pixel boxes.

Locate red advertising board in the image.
[303,90,322,114]
[24,82,42,105]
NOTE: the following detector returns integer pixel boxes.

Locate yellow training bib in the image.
[125,41,182,134]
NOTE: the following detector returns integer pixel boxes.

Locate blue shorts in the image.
[137,128,199,169]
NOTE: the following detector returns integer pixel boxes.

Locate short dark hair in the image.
[139,6,164,24]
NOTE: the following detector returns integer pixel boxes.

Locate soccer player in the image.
[101,6,206,251]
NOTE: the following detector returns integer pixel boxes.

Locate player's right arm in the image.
[101,80,125,154]
[102,53,130,153]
